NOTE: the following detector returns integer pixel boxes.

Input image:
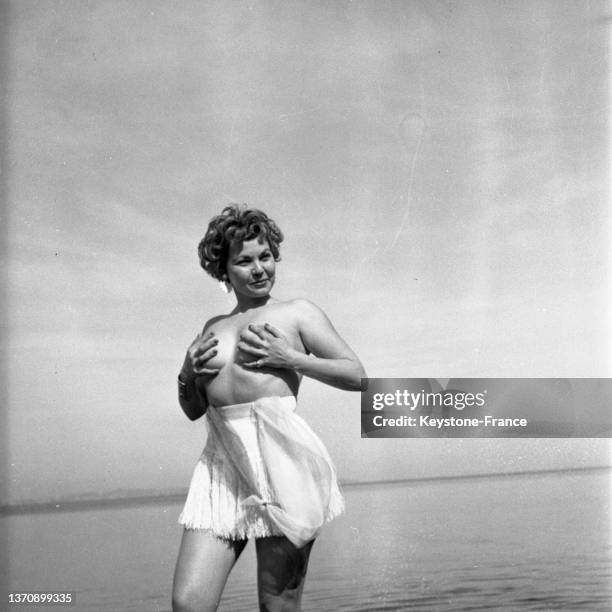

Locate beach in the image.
[3,468,610,611]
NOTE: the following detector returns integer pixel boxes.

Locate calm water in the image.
[3,470,610,611]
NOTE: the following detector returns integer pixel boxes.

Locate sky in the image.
[3,0,610,505]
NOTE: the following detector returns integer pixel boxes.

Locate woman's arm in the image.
[290,299,366,390]
[177,370,207,421]
[240,299,366,391]
[178,331,220,420]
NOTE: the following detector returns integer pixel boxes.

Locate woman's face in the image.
[225,237,276,298]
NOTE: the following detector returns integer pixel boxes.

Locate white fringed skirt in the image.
[178,396,344,548]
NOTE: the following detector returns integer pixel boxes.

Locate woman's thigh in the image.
[172,529,247,612]
[255,536,315,612]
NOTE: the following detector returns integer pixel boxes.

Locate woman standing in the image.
[172,205,365,612]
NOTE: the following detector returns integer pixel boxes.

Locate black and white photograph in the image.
[1,1,610,610]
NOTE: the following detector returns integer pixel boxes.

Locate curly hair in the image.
[198,204,284,280]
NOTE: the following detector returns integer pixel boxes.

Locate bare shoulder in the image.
[285,298,324,314]
[281,298,356,358]
[202,313,231,333]
[278,298,329,322]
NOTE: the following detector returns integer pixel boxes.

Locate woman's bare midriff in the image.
[201,301,304,407]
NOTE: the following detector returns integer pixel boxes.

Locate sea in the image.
[2,468,610,611]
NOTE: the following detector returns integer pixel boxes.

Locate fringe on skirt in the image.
[178,450,345,540]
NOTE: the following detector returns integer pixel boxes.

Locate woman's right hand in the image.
[180,331,220,381]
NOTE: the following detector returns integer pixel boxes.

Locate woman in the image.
[172,205,366,612]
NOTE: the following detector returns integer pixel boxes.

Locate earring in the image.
[219,279,232,294]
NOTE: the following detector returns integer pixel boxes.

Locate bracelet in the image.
[177,374,193,400]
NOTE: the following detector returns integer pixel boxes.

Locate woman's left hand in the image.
[238,323,296,370]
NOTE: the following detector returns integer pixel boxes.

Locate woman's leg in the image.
[172,529,247,612]
[255,536,315,612]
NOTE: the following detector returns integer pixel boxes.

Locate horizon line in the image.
[1,465,609,517]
